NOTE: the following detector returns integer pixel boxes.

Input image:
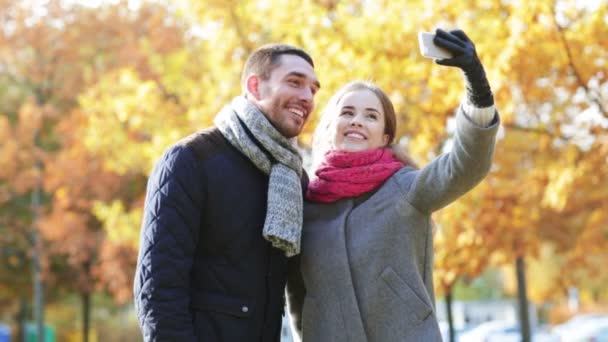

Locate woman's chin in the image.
[337,144,370,153]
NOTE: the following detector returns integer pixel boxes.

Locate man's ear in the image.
[246,75,261,100]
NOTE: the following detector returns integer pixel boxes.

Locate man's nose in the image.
[298,86,314,103]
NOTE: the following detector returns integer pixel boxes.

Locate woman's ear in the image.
[382,134,390,146]
[246,75,261,100]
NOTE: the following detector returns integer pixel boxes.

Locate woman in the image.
[287,29,500,341]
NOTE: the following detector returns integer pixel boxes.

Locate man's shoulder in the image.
[176,126,228,161]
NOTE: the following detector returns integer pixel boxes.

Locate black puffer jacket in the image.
[134,127,302,341]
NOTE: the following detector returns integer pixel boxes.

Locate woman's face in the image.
[332,89,389,152]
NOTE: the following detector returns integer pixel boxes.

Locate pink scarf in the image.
[306,148,405,203]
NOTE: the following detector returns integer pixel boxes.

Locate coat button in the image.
[241,306,249,313]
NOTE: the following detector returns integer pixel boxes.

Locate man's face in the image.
[251,54,320,138]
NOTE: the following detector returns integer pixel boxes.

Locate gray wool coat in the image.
[287,107,499,342]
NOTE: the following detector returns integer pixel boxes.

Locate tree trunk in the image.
[82,292,90,342]
[516,256,531,342]
[446,289,456,342]
[31,173,44,342]
[17,297,27,342]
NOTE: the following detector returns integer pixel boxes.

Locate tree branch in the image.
[550,5,607,118]
[229,6,253,55]
[502,123,571,142]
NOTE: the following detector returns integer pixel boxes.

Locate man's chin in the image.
[278,123,304,139]
[281,130,301,139]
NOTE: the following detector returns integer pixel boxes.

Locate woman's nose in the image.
[349,115,363,127]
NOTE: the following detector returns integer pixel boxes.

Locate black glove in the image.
[433,29,494,107]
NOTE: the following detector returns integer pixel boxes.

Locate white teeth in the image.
[345,132,365,139]
[289,108,304,117]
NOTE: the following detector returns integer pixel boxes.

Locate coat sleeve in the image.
[133,144,205,342]
[401,106,499,214]
[285,255,306,341]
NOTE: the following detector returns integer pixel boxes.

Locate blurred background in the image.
[0,0,606,341]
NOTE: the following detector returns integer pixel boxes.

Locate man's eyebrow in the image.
[286,71,321,89]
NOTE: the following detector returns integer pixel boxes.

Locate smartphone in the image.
[418,31,452,60]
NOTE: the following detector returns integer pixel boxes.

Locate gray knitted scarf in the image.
[215,96,303,257]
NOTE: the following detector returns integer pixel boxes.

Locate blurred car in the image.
[459,320,560,342]
[553,315,608,342]
[552,313,607,336]
[486,326,559,342]
[594,326,608,342]
[0,323,10,342]
[485,324,520,342]
[439,321,471,341]
[458,320,516,342]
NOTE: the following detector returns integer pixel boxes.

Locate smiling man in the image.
[134,44,319,342]
[246,53,319,138]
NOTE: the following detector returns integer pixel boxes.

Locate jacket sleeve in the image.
[285,255,306,341]
[401,105,499,214]
[133,144,205,342]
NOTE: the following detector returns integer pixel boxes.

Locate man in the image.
[133,44,320,341]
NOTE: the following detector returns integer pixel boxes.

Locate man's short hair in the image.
[241,43,314,86]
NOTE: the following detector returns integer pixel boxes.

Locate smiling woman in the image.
[311,81,397,168]
[286,29,500,342]
[333,88,389,152]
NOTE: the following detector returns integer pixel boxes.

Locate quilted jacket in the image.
[134,127,297,341]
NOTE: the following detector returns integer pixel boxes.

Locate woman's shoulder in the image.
[303,198,351,219]
[356,166,417,204]
[389,166,418,190]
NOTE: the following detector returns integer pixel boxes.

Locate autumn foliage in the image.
[0,0,607,331]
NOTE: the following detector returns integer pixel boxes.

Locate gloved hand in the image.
[433,29,494,107]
